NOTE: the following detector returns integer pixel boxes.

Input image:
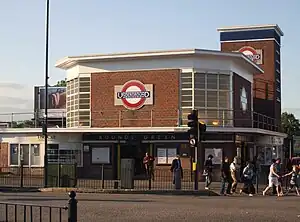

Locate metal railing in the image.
[0,191,77,222]
[0,108,281,131]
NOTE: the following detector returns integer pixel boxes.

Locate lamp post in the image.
[43,0,50,187]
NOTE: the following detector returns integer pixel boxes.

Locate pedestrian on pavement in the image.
[282,165,300,196]
[239,161,255,197]
[170,155,183,185]
[143,152,155,181]
[262,158,282,197]
[230,156,240,193]
[204,154,214,190]
[220,156,232,196]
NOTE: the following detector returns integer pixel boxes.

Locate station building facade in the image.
[0,48,286,181]
[0,25,286,182]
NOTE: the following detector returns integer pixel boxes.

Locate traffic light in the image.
[187,110,198,139]
[199,122,206,141]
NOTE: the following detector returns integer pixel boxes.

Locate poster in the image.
[167,148,177,164]
[157,148,167,164]
[205,148,222,164]
[38,86,66,118]
[92,147,110,164]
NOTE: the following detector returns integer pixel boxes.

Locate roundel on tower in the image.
[114,80,154,110]
[238,46,263,65]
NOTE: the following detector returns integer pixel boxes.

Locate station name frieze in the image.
[84,134,184,141]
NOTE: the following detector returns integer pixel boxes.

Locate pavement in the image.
[0,192,299,222]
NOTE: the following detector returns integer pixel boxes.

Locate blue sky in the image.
[0,0,299,119]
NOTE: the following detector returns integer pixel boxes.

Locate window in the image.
[10,144,41,166]
[47,144,82,166]
[206,74,218,89]
[156,148,177,164]
[181,73,192,89]
[194,73,205,89]
[194,90,205,107]
[207,91,218,107]
[91,147,110,164]
[181,89,192,107]
[31,144,41,165]
[10,144,18,165]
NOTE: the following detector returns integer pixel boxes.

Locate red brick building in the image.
[0,25,287,183]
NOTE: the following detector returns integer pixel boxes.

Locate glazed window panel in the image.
[206,91,218,107]
[194,90,205,107]
[219,74,230,90]
[206,74,218,89]
[30,144,41,165]
[20,144,30,165]
[181,73,193,89]
[10,144,19,165]
[218,91,230,108]
[194,73,205,89]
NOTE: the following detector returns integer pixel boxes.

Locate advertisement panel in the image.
[37,86,66,118]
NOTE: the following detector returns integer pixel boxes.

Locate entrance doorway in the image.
[120,143,148,177]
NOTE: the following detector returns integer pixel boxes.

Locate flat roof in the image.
[217,24,284,37]
[55,48,263,74]
[0,127,287,138]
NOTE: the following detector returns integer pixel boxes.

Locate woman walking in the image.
[283,165,300,196]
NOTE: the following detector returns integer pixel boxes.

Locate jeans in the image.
[220,177,232,195]
[205,173,212,187]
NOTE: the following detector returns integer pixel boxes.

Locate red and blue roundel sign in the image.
[239,46,261,63]
[117,80,151,110]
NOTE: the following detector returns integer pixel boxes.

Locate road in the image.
[0,192,299,222]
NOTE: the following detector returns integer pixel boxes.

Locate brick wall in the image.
[0,143,8,168]
[91,69,181,127]
[221,41,275,100]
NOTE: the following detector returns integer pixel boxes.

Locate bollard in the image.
[68,191,77,222]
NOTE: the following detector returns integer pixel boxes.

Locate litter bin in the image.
[120,159,134,189]
[61,175,70,187]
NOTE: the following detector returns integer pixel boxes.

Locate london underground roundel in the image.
[239,46,261,63]
[116,80,151,110]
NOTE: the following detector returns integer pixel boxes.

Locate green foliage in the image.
[54,78,67,87]
[11,120,35,128]
[281,112,300,137]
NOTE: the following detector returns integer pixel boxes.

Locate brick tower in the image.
[217,25,284,129]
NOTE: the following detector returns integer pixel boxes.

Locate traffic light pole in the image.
[194,121,199,190]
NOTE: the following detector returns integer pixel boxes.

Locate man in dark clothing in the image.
[143,152,155,180]
[204,155,214,189]
[220,156,232,195]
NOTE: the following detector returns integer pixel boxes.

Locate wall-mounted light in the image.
[212,121,219,126]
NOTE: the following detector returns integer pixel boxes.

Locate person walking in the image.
[230,156,239,193]
[239,161,255,196]
[282,165,300,196]
[204,154,214,190]
[170,155,183,187]
[262,158,282,197]
[220,156,232,196]
[143,152,155,180]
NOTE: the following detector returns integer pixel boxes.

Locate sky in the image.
[0,0,299,121]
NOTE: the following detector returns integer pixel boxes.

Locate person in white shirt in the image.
[230,157,239,193]
[262,159,282,197]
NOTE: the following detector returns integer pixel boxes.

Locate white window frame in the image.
[156,147,177,165]
[9,143,42,167]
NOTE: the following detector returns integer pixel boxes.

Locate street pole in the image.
[43,0,50,187]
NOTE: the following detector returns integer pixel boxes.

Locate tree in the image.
[281,112,300,137]
[54,78,67,87]
[11,120,35,128]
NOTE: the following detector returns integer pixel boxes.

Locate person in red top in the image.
[143,152,155,180]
